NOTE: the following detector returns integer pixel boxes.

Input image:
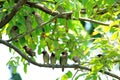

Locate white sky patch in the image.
[0,44,11,80]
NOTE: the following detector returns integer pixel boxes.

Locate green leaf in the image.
[93,74,97,80]
[81,0,88,6]
[91,63,103,74]
[40,38,46,48]
[73,10,79,19]
[38,45,42,55]
[24,63,27,73]
[19,37,26,46]
[13,66,17,74]
[65,71,73,78]
[85,75,92,80]
[32,31,38,43]
[104,0,116,6]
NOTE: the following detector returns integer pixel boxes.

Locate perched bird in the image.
[32,11,45,32]
[50,53,56,69]
[24,16,32,37]
[32,12,43,25]
[60,52,68,72]
[10,26,19,41]
[42,51,49,64]
[72,56,80,65]
[23,46,35,57]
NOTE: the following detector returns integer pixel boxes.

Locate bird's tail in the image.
[62,66,64,72]
[52,65,54,70]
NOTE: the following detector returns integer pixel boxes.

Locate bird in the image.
[42,50,49,64]
[10,26,19,42]
[50,53,56,69]
[32,11,45,32]
[60,52,68,72]
[72,56,80,65]
[24,16,33,37]
[23,46,35,57]
[32,12,43,25]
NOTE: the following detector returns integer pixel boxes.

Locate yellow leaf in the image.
[103,26,110,33]
[83,48,90,55]
[2,23,9,34]
[111,32,118,41]
[91,63,103,74]
[2,9,7,12]
[93,38,101,43]
[92,31,99,36]
[61,74,68,80]
[110,20,120,27]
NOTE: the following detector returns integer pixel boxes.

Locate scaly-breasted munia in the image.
[10,26,19,41]
[42,51,49,64]
[72,56,80,65]
[23,46,35,57]
[24,16,32,37]
[60,52,68,72]
[50,52,56,69]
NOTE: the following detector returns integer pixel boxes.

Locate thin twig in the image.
[72,70,79,80]
[7,13,62,42]
[26,1,110,26]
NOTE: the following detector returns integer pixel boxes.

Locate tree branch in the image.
[0,0,27,29]
[7,13,62,42]
[26,1,109,26]
[0,39,120,79]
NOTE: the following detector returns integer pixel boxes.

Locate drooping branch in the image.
[0,0,27,29]
[0,39,120,79]
[26,1,110,26]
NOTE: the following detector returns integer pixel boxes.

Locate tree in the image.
[0,0,120,80]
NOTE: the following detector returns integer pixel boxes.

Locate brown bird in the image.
[32,12,43,25]
[24,16,33,37]
[60,52,68,72]
[72,56,80,65]
[50,53,56,69]
[32,11,45,32]
[10,26,19,41]
[23,46,35,57]
[42,51,49,64]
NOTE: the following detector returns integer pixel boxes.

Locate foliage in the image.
[0,0,120,80]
